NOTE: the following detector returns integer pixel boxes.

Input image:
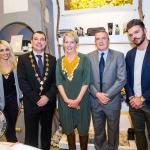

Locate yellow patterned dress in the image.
[56,52,92,136]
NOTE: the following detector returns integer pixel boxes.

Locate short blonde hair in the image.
[63,31,79,44]
[0,40,17,74]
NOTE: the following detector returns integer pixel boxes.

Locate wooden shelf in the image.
[58,34,132,46]
[14,51,29,55]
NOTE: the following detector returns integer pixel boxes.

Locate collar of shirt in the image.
[33,50,44,65]
[98,49,108,63]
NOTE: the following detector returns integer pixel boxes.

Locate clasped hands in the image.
[65,99,80,110]
[130,97,143,109]
[96,92,110,105]
[37,95,49,107]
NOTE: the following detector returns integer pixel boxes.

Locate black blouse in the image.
[2,71,16,97]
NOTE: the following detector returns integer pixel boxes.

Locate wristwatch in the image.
[140,96,146,103]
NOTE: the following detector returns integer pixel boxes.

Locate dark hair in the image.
[127,19,145,31]
[31,31,46,40]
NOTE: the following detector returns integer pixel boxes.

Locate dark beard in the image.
[133,32,145,46]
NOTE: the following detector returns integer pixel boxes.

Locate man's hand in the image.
[130,97,143,109]
[37,95,49,107]
[95,92,110,105]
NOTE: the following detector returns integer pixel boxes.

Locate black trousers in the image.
[3,93,18,142]
[24,108,54,150]
[129,105,150,150]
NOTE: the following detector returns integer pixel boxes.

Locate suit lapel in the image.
[42,53,47,77]
[142,41,150,74]
[103,49,113,74]
[92,50,99,75]
[130,48,136,86]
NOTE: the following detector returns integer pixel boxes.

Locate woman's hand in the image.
[68,99,80,109]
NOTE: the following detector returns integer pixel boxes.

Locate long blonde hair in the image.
[0,40,17,74]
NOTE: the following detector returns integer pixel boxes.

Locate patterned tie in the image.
[99,53,105,92]
[36,55,43,77]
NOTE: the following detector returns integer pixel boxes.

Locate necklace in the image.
[29,53,49,95]
[3,72,11,79]
[62,55,80,81]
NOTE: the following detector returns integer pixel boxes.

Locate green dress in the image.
[56,53,92,136]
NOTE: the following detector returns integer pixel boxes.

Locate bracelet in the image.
[129,96,134,100]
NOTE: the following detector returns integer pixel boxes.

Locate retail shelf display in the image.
[58,34,132,46]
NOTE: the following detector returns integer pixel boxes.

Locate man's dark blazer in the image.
[17,51,57,112]
[125,41,150,109]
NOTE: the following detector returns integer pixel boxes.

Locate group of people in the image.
[0,19,149,150]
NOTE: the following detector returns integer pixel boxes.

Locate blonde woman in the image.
[56,31,92,150]
[0,40,22,142]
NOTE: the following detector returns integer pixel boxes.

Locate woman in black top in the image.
[0,40,22,142]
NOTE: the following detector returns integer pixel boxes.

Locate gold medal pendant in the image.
[40,81,44,85]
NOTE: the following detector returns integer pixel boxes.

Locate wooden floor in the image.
[50,147,65,150]
[50,147,60,150]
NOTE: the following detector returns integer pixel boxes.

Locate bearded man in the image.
[125,19,150,150]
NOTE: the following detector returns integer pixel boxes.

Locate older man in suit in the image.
[125,19,150,150]
[87,30,126,150]
[17,31,57,150]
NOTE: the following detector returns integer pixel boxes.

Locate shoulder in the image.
[78,52,88,59]
[78,52,90,62]
[12,68,17,73]
[45,53,56,65]
[87,50,97,57]
[110,49,123,55]
[46,53,56,60]
[17,53,30,64]
[18,53,29,60]
[109,49,124,58]
[56,56,65,65]
[126,47,136,57]
[57,55,64,61]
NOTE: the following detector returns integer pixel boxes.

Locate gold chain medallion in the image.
[62,55,80,81]
[29,53,49,95]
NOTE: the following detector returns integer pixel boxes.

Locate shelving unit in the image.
[14,51,28,56]
[58,34,133,57]
[58,34,132,45]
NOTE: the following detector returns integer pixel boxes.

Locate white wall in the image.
[52,0,150,58]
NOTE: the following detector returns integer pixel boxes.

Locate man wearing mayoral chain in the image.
[17,31,57,150]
